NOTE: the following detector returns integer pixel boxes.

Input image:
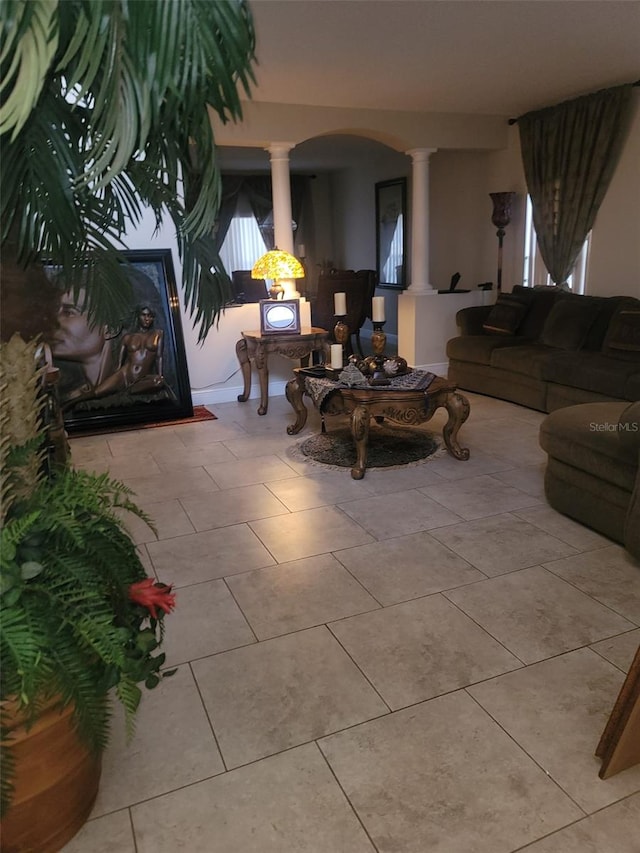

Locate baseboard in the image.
[192,381,290,406]
[414,362,449,376]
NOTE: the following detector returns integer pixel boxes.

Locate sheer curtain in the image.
[219,193,267,274]
[518,84,633,287]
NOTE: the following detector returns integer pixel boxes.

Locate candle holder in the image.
[334,315,350,349]
[489,192,515,294]
[370,321,387,378]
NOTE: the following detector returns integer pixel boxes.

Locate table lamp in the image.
[251,249,304,300]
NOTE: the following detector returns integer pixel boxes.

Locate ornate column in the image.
[267,142,298,298]
[406,148,437,294]
[267,143,295,255]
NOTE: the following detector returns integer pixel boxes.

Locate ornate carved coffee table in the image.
[286,369,470,479]
[236,328,330,415]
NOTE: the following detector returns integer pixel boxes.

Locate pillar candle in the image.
[330,344,343,369]
[334,292,347,315]
[372,296,385,322]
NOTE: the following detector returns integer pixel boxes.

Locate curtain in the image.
[217,174,313,288]
[242,174,311,250]
[214,176,245,253]
[518,84,633,286]
[243,176,274,248]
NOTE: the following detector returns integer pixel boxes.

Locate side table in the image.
[236,328,330,415]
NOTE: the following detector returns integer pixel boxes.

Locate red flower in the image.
[129,578,176,619]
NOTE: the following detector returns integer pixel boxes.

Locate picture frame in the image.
[47,249,193,433]
[375,177,407,289]
[259,299,301,335]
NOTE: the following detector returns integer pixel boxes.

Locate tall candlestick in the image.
[372,296,385,322]
[334,292,347,315]
[330,344,343,369]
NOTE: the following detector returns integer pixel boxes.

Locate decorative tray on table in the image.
[297,363,436,391]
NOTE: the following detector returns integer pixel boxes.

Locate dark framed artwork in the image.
[375,177,407,289]
[47,249,193,433]
[259,299,301,335]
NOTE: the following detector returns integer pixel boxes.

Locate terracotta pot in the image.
[1,697,102,853]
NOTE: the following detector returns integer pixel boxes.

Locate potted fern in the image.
[0,1,256,849]
[0,335,177,851]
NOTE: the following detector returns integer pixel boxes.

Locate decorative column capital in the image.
[267,142,296,160]
[405,147,437,163]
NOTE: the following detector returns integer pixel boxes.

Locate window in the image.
[219,195,268,275]
[381,214,404,285]
[522,196,591,294]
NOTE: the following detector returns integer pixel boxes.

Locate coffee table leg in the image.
[286,377,308,435]
[443,391,470,460]
[236,338,251,402]
[350,404,370,479]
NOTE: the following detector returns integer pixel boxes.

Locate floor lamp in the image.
[490,192,515,293]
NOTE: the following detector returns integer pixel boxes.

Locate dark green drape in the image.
[217,174,311,253]
[519,84,633,286]
[214,176,245,253]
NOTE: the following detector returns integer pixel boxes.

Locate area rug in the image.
[68,405,217,438]
[288,424,444,472]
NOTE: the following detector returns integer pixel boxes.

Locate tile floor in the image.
[62,391,640,853]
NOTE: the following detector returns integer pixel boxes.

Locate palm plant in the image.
[0,0,257,838]
[1,0,256,338]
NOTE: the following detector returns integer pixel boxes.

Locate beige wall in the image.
[586,92,640,297]
[120,94,639,403]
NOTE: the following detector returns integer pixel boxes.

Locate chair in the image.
[310,269,377,357]
[231,270,268,303]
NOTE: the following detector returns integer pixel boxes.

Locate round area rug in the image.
[290,425,442,471]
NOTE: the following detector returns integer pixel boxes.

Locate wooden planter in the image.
[1,697,102,853]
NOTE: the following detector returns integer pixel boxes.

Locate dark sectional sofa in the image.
[539,401,639,560]
[447,285,640,557]
[447,285,640,412]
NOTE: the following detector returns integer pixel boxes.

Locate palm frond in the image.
[1,0,256,337]
[0,0,59,139]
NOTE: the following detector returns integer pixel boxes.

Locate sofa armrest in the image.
[618,402,640,460]
[619,403,640,560]
[455,305,493,336]
[624,453,640,561]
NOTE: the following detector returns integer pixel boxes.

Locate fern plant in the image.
[0,337,175,815]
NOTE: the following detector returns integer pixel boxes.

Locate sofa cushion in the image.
[446,335,522,366]
[582,295,637,351]
[625,372,640,401]
[512,285,560,340]
[602,301,640,362]
[539,297,601,350]
[543,352,640,399]
[539,402,636,492]
[482,293,529,336]
[455,305,493,336]
[490,344,559,379]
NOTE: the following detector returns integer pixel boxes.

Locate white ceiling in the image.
[249,0,639,117]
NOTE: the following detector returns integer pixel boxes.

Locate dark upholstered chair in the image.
[310,269,377,357]
[231,270,268,303]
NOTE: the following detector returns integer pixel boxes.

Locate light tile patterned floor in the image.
[62,392,640,853]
